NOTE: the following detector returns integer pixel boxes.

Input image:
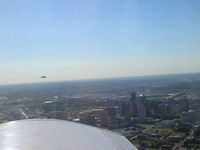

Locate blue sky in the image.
[0,0,200,84]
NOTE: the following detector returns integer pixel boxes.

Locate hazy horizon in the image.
[0,0,200,84]
[1,71,199,86]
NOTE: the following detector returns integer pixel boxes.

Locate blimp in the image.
[40,76,46,78]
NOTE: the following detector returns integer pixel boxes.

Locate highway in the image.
[19,108,29,119]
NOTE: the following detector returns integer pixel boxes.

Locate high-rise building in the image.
[121,101,131,122]
[130,93,137,103]
[179,98,189,113]
[130,92,137,116]
[180,110,200,124]
[100,111,109,128]
[137,94,146,123]
[104,106,118,117]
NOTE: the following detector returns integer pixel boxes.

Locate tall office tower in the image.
[121,101,131,122]
[179,98,189,113]
[137,94,146,123]
[130,92,137,116]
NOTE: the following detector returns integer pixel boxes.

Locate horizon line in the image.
[1,71,200,87]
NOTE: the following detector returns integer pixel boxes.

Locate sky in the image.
[0,0,200,84]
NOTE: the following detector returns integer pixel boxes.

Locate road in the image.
[19,108,29,119]
[173,129,193,150]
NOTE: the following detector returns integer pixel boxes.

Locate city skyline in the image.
[0,0,200,84]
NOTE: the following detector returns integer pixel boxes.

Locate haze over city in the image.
[0,0,200,84]
[1,1,200,149]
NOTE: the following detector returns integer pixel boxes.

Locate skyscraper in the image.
[179,98,189,113]
[137,94,146,123]
[121,101,131,122]
[130,92,137,116]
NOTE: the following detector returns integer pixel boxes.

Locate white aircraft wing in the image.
[0,119,137,150]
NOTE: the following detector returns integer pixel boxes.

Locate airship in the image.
[40,76,46,78]
[0,119,138,150]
